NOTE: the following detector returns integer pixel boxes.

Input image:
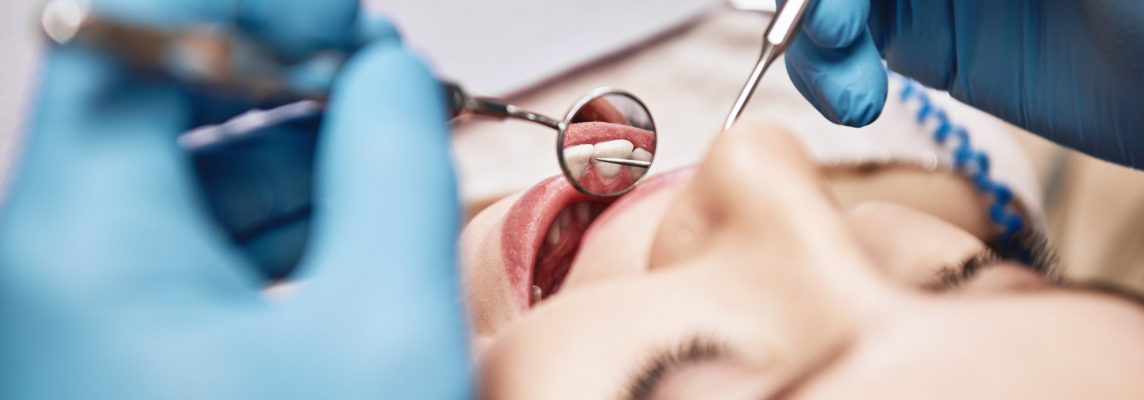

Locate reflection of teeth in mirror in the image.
[591,140,635,178]
[563,144,594,181]
[628,148,653,180]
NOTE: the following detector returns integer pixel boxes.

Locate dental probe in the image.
[591,157,652,168]
[722,0,813,131]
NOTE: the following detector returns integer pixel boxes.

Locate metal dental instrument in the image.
[41,0,659,198]
[722,0,813,131]
[452,83,659,197]
[591,157,653,168]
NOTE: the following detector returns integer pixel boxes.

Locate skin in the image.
[461,122,1144,399]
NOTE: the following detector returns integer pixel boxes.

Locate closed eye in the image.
[926,229,1059,292]
[623,335,729,400]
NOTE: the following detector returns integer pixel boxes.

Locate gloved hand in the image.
[192,108,321,280]
[784,0,1144,168]
[0,0,470,399]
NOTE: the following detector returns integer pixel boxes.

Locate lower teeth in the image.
[531,285,543,305]
[533,202,606,304]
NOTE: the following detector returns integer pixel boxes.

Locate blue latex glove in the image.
[784,0,1144,168]
[192,110,320,280]
[0,0,470,398]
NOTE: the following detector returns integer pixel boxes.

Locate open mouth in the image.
[500,122,655,309]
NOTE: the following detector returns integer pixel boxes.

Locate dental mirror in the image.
[448,84,657,199]
[557,90,657,198]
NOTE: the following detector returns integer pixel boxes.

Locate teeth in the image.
[547,209,572,246]
[546,219,561,245]
[591,140,635,178]
[629,148,653,179]
[575,203,593,224]
[558,208,572,227]
[563,144,594,181]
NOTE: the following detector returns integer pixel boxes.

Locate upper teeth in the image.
[574,203,593,224]
[563,144,594,181]
[629,148,653,179]
[591,140,635,178]
[546,217,562,245]
[563,140,650,180]
[546,208,573,246]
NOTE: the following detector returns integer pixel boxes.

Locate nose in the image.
[648,121,897,318]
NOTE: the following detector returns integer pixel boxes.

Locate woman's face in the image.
[460,122,1144,399]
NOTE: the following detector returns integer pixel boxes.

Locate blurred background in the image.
[2,0,1142,293]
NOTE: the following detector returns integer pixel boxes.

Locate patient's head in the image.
[460,122,1144,399]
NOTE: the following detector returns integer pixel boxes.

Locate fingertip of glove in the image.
[804,21,864,50]
[802,0,868,49]
[334,42,434,100]
[327,42,446,148]
[833,86,886,127]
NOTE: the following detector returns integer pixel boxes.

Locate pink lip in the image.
[498,121,658,308]
[499,170,692,308]
[500,175,599,309]
[584,166,695,231]
[500,138,692,310]
[561,121,656,152]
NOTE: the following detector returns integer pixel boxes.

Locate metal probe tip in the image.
[721,0,813,131]
[592,157,652,168]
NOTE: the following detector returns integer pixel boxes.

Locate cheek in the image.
[847,202,986,287]
[461,194,526,337]
[562,185,681,289]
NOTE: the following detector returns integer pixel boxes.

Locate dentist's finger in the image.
[285,41,468,397]
[785,28,888,127]
[301,42,460,303]
[1,0,263,292]
[794,0,869,49]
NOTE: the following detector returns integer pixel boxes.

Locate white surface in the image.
[0,0,41,182]
[728,0,776,11]
[366,0,719,96]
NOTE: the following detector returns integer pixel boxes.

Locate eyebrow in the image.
[623,336,728,400]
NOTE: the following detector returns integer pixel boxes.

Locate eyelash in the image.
[624,335,727,400]
[925,251,1002,291]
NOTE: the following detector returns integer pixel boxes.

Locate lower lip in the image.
[498,167,695,309]
[499,175,598,309]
